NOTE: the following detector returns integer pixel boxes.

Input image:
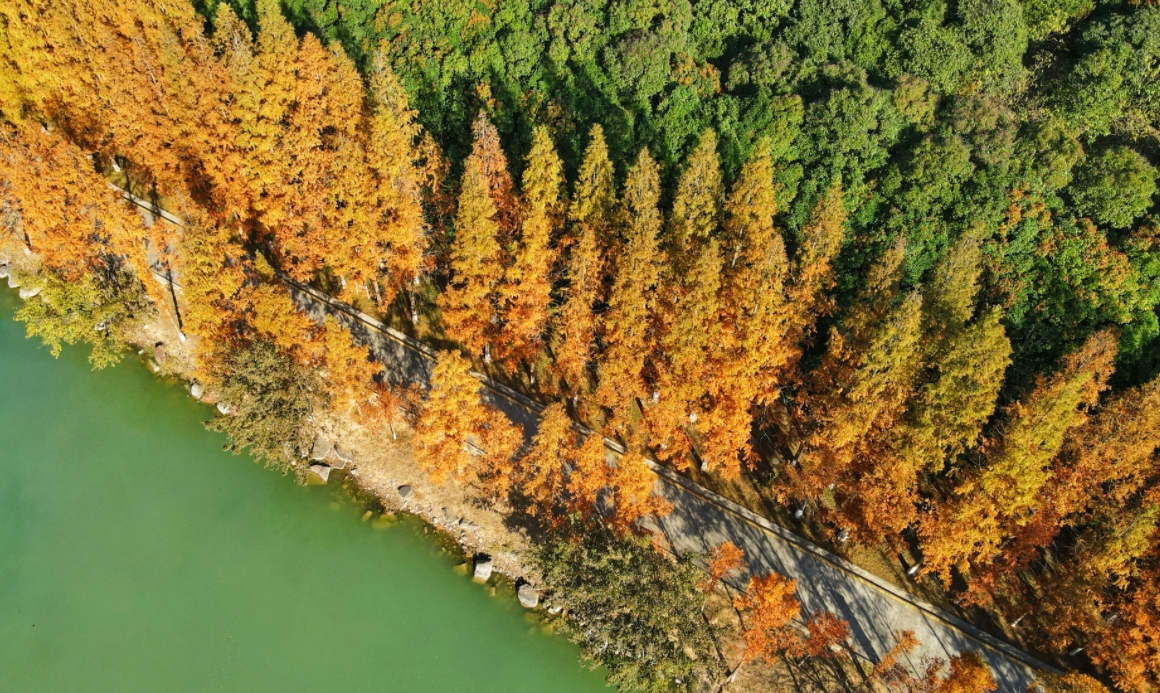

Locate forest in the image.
[0,0,1158,690]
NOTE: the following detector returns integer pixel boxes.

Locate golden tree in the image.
[734,572,805,665]
[697,144,790,477]
[438,155,504,358]
[319,316,381,416]
[607,450,671,530]
[782,182,846,371]
[791,243,920,488]
[552,125,615,394]
[701,541,747,593]
[595,149,663,432]
[919,330,1118,584]
[360,49,427,309]
[645,130,725,466]
[497,125,562,368]
[518,403,575,518]
[414,351,522,493]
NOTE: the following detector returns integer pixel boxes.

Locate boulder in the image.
[153,343,167,365]
[331,445,355,468]
[308,464,330,483]
[472,554,493,583]
[310,436,333,462]
[190,382,204,399]
[18,286,40,300]
[547,605,563,615]
[397,484,412,498]
[517,583,540,609]
[0,265,8,279]
[7,274,20,288]
[216,402,231,415]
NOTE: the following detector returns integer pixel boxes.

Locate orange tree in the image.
[413,350,522,496]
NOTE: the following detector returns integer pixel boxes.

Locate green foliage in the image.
[14,266,146,369]
[207,339,319,473]
[196,0,1160,383]
[537,522,724,692]
[1069,145,1157,230]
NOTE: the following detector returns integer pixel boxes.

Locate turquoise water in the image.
[0,290,608,692]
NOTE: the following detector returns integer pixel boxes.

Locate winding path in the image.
[121,186,1048,691]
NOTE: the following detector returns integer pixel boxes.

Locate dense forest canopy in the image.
[191,0,1160,387]
[2,0,1159,690]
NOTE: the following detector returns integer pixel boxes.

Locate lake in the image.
[0,289,609,692]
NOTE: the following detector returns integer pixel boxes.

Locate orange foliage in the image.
[497,125,561,368]
[414,351,522,495]
[319,316,381,416]
[803,610,851,658]
[734,572,805,664]
[701,541,747,593]
[595,149,663,432]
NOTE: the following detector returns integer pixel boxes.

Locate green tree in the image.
[208,339,319,474]
[537,521,725,693]
[1070,146,1157,230]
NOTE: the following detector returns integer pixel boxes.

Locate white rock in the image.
[310,435,333,462]
[19,286,41,300]
[547,605,563,615]
[517,583,540,609]
[308,464,330,483]
[190,382,204,399]
[0,265,8,279]
[472,555,493,583]
[216,402,231,415]
[7,274,20,288]
[149,360,161,373]
[332,444,354,468]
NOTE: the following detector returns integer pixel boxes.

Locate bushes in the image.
[537,522,724,693]
[207,339,319,472]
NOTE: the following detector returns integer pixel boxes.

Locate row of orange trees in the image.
[1,0,1158,688]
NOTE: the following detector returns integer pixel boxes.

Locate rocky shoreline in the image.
[1,254,549,616]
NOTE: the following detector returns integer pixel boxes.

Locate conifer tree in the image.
[702,541,747,593]
[498,125,562,368]
[413,351,522,492]
[438,155,504,359]
[1088,558,1160,692]
[782,182,846,371]
[734,572,805,665]
[607,450,671,530]
[697,144,790,477]
[595,149,663,432]
[668,129,724,249]
[792,242,921,495]
[566,431,614,519]
[553,125,615,394]
[518,403,574,518]
[362,50,427,309]
[319,316,380,416]
[900,231,1011,475]
[469,112,519,240]
[0,123,152,283]
[919,331,1117,584]
[646,130,724,466]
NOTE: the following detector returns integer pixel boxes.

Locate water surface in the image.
[0,290,608,692]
